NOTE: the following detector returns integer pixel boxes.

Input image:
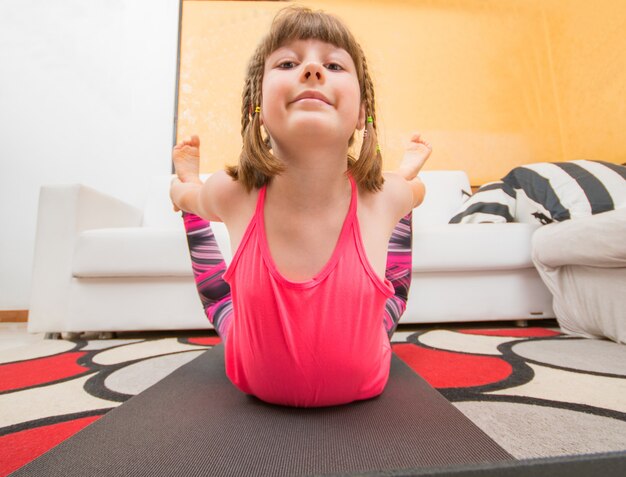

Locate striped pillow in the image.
[449,181,516,224]
[502,160,626,224]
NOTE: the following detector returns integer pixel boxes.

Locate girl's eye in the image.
[278,61,296,69]
[326,63,343,71]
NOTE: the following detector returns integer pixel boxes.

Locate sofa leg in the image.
[62,332,82,340]
[45,332,62,340]
[515,319,529,328]
[98,332,117,340]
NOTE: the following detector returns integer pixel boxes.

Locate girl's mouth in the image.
[292,90,331,105]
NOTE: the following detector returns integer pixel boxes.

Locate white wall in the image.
[0,0,180,309]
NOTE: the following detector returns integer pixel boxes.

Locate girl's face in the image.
[261,39,365,150]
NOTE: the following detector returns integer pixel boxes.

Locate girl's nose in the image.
[302,62,323,82]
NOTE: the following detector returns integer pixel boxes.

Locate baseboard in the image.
[0,310,29,322]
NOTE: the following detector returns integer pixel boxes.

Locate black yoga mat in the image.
[12,345,513,477]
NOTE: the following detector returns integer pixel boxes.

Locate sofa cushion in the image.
[502,160,626,224]
[412,223,539,272]
[449,181,516,224]
[73,228,194,277]
[531,208,626,343]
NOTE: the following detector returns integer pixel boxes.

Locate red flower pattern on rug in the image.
[457,328,561,338]
[392,343,512,388]
[0,415,102,477]
[0,352,90,393]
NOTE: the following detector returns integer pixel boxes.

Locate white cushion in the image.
[412,223,539,272]
[532,208,626,268]
[73,228,193,277]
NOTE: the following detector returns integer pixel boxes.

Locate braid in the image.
[241,47,264,136]
[227,45,284,191]
[349,43,384,192]
[240,75,253,137]
[360,46,376,124]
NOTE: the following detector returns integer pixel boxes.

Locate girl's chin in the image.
[281,116,351,137]
[280,127,347,145]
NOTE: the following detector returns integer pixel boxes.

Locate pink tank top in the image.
[222,176,394,407]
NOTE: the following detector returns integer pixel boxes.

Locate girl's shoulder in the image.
[203,170,260,222]
[358,172,413,224]
[206,169,246,192]
[377,172,414,210]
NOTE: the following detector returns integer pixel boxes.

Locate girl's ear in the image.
[356,102,366,130]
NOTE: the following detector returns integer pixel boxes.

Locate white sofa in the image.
[28,171,554,336]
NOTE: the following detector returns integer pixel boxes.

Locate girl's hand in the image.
[172,135,202,184]
[398,132,432,180]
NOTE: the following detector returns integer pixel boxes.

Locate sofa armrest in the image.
[531,208,626,269]
[28,185,143,333]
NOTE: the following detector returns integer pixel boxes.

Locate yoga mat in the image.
[12,345,513,477]
[337,451,626,477]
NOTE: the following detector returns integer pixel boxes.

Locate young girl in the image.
[170,6,431,408]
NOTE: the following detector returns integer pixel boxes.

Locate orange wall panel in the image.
[177,0,625,185]
[541,0,626,165]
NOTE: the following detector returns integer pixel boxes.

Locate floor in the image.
[0,322,45,352]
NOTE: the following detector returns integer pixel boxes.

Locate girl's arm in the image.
[170,178,204,215]
[170,172,234,222]
[169,135,226,221]
[397,133,432,181]
[394,132,432,209]
[405,176,426,209]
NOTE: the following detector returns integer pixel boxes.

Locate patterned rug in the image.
[1,324,626,476]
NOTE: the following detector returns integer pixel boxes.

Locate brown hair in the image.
[226,6,384,192]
